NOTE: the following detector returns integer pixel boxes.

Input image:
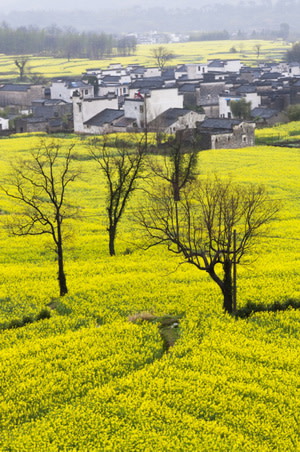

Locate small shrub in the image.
[22,315,34,325]
[8,319,24,329]
[233,297,300,318]
[35,309,51,321]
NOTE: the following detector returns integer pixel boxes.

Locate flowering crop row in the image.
[0,131,299,450]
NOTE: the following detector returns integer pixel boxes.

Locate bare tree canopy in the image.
[137,177,280,313]
[14,56,29,81]
[88,134,147,256]
[148,130,199,202]
[150,46,175,70]
[1,139,80,296]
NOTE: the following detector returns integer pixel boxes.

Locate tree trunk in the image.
[222,259,233,313]
[57,242,68,296]
[108,225,116,256]
[173,182,180,202]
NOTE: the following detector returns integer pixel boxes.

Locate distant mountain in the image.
[1,0,240,13]
[0,2,299,36]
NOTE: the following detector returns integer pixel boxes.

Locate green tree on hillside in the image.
[286,42,300,63]
[287,104,300,121]
[230,98,252,120]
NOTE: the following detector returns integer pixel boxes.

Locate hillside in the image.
[0,40,290,81]
[0,132,299,451]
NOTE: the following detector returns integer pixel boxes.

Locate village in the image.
[0,57,300,149]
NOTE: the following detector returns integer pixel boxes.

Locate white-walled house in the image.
[219,92,261,118]
[207,59,242,73]
[186,64,208,79]
[73,95,119,133]
[0,116,9,130]
[143,67,162,78]
[50,80,94,103]
[124,87,183,128]
[98,74,131,97]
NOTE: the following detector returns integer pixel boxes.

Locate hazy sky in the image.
[2,0,242,13]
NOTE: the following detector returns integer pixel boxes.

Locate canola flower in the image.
[0,130,299,450]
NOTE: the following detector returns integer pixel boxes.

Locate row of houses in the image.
[1,58,300,148]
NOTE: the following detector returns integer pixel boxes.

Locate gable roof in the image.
[101,75,121,83]
[161,68,175,80]
[84,109,124,126]
[198,118,242,132]
[66,80,91,89]
[251,107,280,119]
[148,108,192,128]
[0,84,31,92]
[236,85,257,94]
[130,78,164,90]
[208,60,225,68]
[178,83,198,93]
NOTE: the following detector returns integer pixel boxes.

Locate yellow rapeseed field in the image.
[0,39,290,79]
[0,129,299,451]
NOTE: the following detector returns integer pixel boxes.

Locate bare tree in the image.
[148,130,199,202]
[14,57,29,81]
[136,177,280,313]
[150,46,175,70]
[1,139,80,296]
[88,134,147,256]
[254,43,262,59]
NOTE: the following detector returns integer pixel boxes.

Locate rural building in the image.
[73,94,119,133]
[124,87,183,128]
[0,84,45,108]
[31,99,72,120]
[148,108,204,133]
[50,79,94,103]
[0,116,9,130]
[251,107,288,126]
[219,91,261,118]
[82,109,124,134]
[197,118,256,149]
[207,59,242,73]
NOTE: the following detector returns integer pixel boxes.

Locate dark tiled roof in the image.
[149,108,192,128]
[208,60,225,68]
[84,109,123,126]
[32,99,69,105]
[114,117,136,128]
[0,84,31,92]
[130,78,164,90]
[251,107,279,119]
[178,84,198,93]
[260,72,282,80]
[198,118,242,131]
[161,68,175,80]
[236,85,256,94]
[131,67,146,74]
[102,76,121,83]
[176,65,187,72]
